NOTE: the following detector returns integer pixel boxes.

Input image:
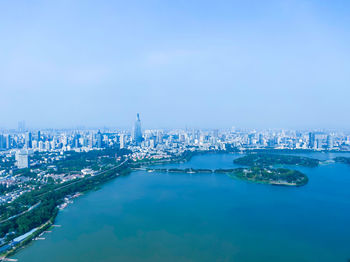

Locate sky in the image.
[1,0,350,130]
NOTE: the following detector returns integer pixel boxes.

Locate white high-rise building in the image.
[39,141,44,151]
[45,141,51,151]
[119,134,125,149]
[16,150,29,169]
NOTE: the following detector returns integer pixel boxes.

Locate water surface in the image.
[13,153,350,262]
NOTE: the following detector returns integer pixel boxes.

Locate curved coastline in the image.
[1,150,319,259]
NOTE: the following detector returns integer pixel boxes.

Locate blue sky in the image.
[1,0,350,129]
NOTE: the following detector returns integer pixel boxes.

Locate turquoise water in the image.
[13,153,350,261]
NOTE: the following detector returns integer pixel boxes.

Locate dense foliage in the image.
[0,184,18,195]
[0,147,131,243]
[234,153,319,167]
[0,155,16,172]
[233,167,308,186]
[53,147,131,173]
[0,164,130,241]
[13,168,36,178]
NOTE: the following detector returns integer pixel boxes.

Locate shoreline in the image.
[1,152,199,259]
[145,167,308,187]
[1,162,131,259]
[2,150,346,259]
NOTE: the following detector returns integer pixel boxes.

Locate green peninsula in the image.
[232,167,308,186]
[146,166,308,186]
[234,153,319,167]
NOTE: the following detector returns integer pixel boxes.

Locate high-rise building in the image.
[51,139,56,150]
[6,135,11,149]
[25,132,32,148]
[132,113,142,145]
[149,139,155,148]
[248,133,255,145]
[258,134,264,145]
[326,135,334,149]
[0,135,4,149]
[156,131,163,144]
[39,141,44,151]
[119,134,125,149]
[88,133,93,148]
[45,141,51,151]
[316,137,323,149]
[309,132,316,149]
[16,150,29,169]
[96,130,103,148]
[73,134,80,148]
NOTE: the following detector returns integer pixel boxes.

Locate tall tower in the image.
[119,134,125,149]
[16,150,29,169]
[132,113,142,145]
[326,135,333,149]
[6,134,12,149]
[0,134,4,149]
[96,130,103,148]
[25,132,32,148]
[308,132,315,149]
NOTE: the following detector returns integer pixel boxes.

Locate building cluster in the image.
[0,115,350,204]
[0,117,349,166]
[0,129,104,152]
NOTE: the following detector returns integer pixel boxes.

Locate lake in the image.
[13,152,350,262]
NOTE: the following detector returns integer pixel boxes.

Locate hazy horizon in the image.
[1,1,350,129]
[4,119,350,132]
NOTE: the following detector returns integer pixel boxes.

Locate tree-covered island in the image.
[142,152,312,187]
[234,153,319,167]
[232,167,308,186]
[146,166,308,186]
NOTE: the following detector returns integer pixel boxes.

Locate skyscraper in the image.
[326,135,334,149]
[156,131,163,144]
[6,135,11,149]
[132,113,142,145]
[96,130,103,148]
[0,135,4,149]
[258,133,264,145]
[25,132,32,148]
[16,150,29,169]
[88,133,93,148]
[73,134,80,148]
[309,132,315,149]
[119,134,125,149]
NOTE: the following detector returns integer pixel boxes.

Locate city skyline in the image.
[1,1,350,261]
[1,119,350,132]
[1,0,350,129]
[1,118,350,132]
[1,113,349,154]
